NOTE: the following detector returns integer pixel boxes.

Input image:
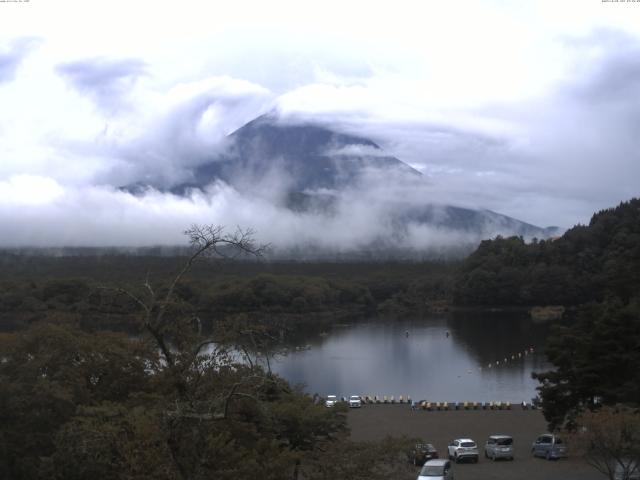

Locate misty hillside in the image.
[123,113,560,256]
[285,192,560,238]
[397,204,560,238]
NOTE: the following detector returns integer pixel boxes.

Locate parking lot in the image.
[347,404,603,480]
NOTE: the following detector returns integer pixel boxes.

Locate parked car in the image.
[348,395,362,408]
[447,438,479,463]
[531,434,567,460]
[325,395,338,407]
[409,443,439,466]
[417,459,454,480]
[484,435,514,461]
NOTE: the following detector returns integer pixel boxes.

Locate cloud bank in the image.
[0,173,506,256]
[1,6,639,249]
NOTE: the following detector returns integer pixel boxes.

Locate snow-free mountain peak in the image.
[176,113,421,193]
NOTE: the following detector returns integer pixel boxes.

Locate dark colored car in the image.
[410,443,439,466]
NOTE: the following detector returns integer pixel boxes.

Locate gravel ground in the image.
[347,404,603,480]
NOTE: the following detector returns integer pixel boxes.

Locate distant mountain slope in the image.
[285,191,560,240]
[398,204,560,238]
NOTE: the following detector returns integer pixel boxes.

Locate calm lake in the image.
[269,312,554,403]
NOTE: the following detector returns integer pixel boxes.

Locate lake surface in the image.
[269,312,553,403]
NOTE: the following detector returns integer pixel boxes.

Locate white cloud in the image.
[0,175,65,206]
[0,1,639,246]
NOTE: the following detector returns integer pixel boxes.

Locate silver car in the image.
[418,459,453,480]
[484,435,514,461]
[531,434,568,460]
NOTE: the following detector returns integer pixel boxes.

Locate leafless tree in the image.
[570,406,640,480]
[107,225,267,399]
[101,225,275,478]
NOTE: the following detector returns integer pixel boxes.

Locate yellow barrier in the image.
[345,398,515,410]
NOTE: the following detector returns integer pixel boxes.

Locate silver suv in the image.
[484,435,514,461]
[531,434,567,460]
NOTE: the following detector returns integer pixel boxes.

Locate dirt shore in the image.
[347,404,603,480]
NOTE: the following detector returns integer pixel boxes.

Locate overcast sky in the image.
[1,0,639,247]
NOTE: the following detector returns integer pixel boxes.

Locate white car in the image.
[448,438,479,463]
[348,395,362,408]
[325,395,338,407]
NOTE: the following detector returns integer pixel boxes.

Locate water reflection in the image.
[270,312,552,403]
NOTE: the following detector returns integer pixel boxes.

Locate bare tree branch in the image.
[109,225,266,400]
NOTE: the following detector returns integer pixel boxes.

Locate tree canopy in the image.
[451,199,640,430]
[453,198,640,306]
[533,299,640,429]
[0,225,418,480]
